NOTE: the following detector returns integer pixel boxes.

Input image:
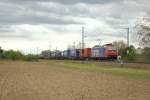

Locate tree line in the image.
[0,48,39,61]
[113,17,150,62]
[112,40,149,62]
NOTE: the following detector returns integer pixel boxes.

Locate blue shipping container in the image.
[69,49,80,58]
[54,51,61,58]
[63,50,70,58]
[91,47,105,58]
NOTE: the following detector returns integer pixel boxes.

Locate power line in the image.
[96,39,102,46]
[82,27,85,49]
[127,27,129,47]
[115,27,130,47]
[36,46,39,54]
[123,27,130,47]
[49,41,51,51]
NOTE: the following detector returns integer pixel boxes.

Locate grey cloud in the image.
[0,31,32,39]
[0,1,83,25]
[0,25,15,33]
[0,14,82,25]
[0,25,33,40]
[0,34,27,38]
[48,0,117,5]
[0,0,138,27]
[0,29,15,33]
[0,0,150,43]
[0,0,118,5]
[86,28,127,40]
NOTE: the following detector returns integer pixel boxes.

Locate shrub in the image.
[0,50,39,61]
[2,50,24,60]
[127,49,136,60]
[123,46,137,61]
[23,54,39,61]
[142,47,150,59]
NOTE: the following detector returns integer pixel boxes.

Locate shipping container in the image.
[91,47,106,58]
[56,51,61,58]
[41,50,51,59]
[69,49,80,59]
[62,50,70,59]
[50,51,61,59]
[61,51,64,57]
[79,49,84,59]
[50,51,55,58]
[80,48,91,59]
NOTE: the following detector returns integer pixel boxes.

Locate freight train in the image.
[41,44,118,60]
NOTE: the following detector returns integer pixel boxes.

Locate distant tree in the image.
[142,47,150,59]
[135,17,150,48]
[0,47,3,53]
[125,45,137,61]
[113,40,127,56]
[2,50,24,60]
[143,47,150,53]
[0,47,3,59]
[23,54,39,61]
[113,40,127,49]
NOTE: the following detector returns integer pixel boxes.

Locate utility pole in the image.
[121,27,129,47]
[73,42,75,49]
[82,27,85,49]
[126,27,129,47]
[96,39,102,47]
[30,49,32,54]
[49,41,51,51]
[123,27,130,55]
[36,46,39,55]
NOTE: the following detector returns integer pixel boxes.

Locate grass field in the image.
[0,60,150,100]
[49,60,150,79]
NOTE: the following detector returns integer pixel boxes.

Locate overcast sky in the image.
[0,0,150,54]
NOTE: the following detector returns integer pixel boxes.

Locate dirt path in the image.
[0,61,150,100]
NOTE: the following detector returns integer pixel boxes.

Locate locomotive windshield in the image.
[108,47,117,51]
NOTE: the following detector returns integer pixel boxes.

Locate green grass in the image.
[135,54,150,63]
[49,60,150,79]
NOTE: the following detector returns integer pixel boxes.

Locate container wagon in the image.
[62,50,70,59]
[69,49,80,59]
[41,50,51,59]
[80,48,91,60]
[50,51,56,59]
[91,47,106,60]
[51,51,61,59]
